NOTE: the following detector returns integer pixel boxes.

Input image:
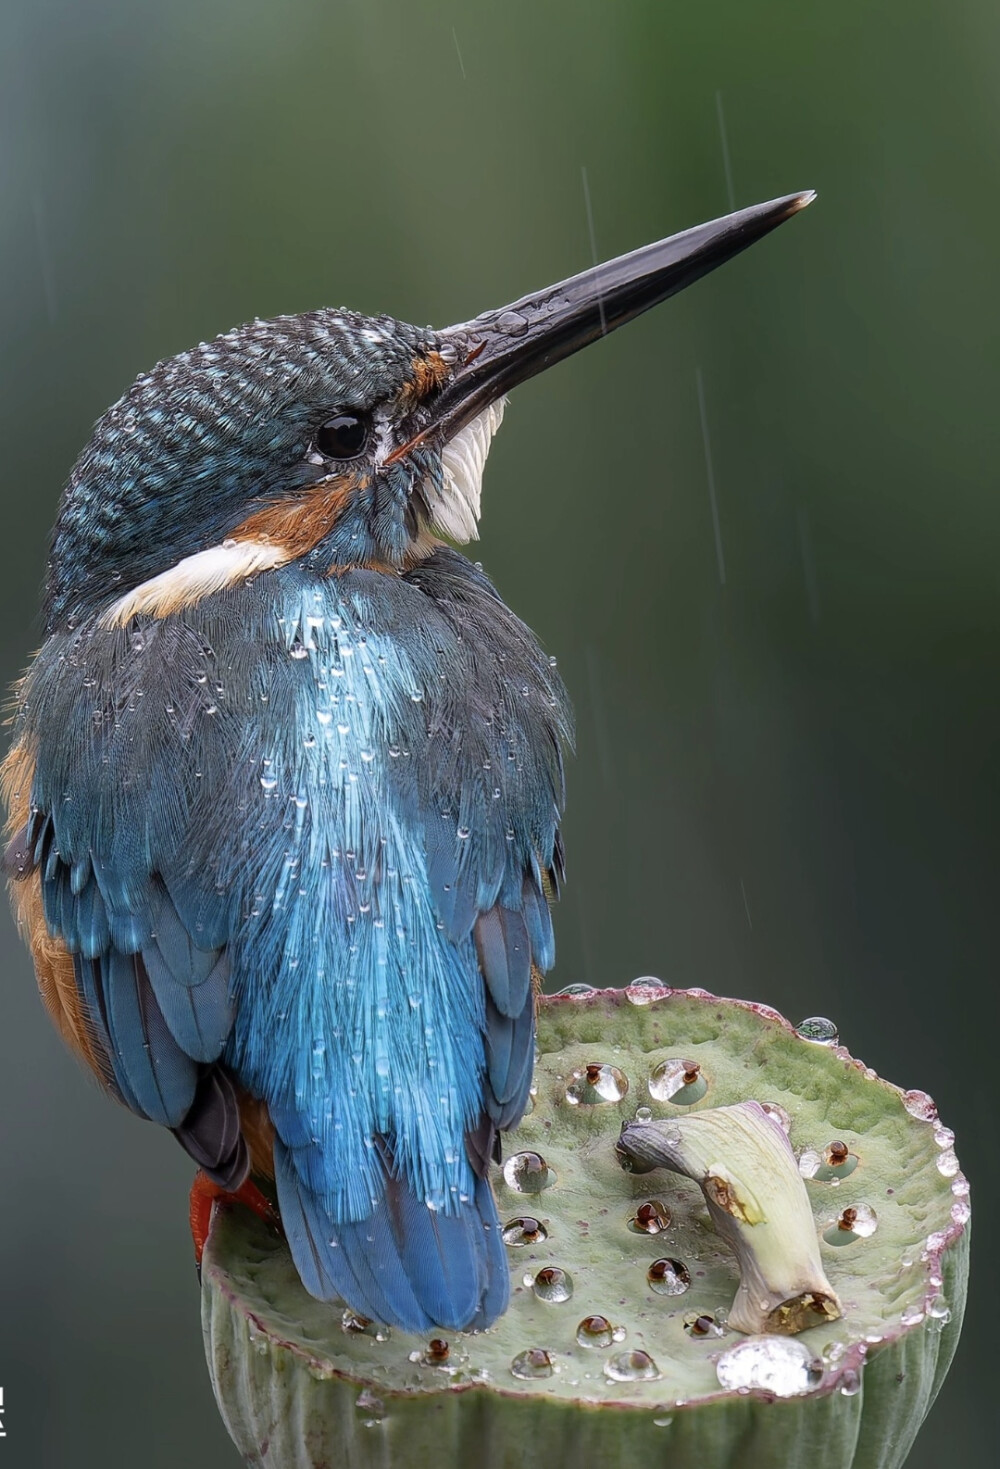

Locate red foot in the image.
[189,1170,281,1266]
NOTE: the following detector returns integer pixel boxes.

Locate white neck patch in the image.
[422,399,506,543]
[100,538,290,627]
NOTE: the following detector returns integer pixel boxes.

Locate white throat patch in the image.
[423,399,505,543]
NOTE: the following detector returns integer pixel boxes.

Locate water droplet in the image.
[648,1058,708,1105]
[936,1150,960,1178]
[496,310,529,336]
[922,1298,945,1333]
[684,1313,724,1338]
[839,1369,861,1397]
[951,1198,971,1226]
[647,1258,691,1296]
[565,1062,629,1105]
[457,825,471,840]
[797,1148,822,1179]
[511,1348,555,1380]
[341,1309,389,1340]
[628,1200,671,1235]
[289,643,309,660]
[795,1016,839,1045]
[824,1203,878,1245]
[633,1105,653,1123]
[625,977,670,1005]
[355,1388,386,1423]
[576,1315,619,1348]
[501,1216,548,1247]
[502,1152,556,1194]
[554,982,596,996]
[260,775,278,792]
[604,1350,660,1383]
[531,1267,574,1303]
[716,1337,823,1397]
[421,1338,450,1365]
[898,1092,939,1122]
[899,1303,925,1327]
[760,1102,793,1133]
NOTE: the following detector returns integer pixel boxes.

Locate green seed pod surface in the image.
[203,986,969,1469]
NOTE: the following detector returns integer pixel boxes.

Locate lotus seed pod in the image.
[202,986,969,1469]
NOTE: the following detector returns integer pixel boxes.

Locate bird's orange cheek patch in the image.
[231,474,364,560]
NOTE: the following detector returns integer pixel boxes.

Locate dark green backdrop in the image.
[0,2,994,1464]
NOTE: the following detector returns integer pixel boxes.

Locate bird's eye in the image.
[313,411,371,460]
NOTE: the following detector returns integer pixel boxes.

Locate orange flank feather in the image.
[236,1089,277,1179]
[1,739,113,1087]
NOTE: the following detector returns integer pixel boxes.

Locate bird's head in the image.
[45,192,814,632]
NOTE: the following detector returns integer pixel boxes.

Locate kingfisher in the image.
[3,192,812,1334]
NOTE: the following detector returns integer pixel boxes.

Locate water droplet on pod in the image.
[531,1267,573,1303]
[716,1337,823,1397]
[647,1258,691,1296]
[795,1016,839,1045]
[575,1314,619,1348]
[824,1203,878,1245]
[604,1349,660,1382]
[648,1058,708,1104]
[628,1200,671,1235]
[502,1151,556,1194]
[565,1062,629,1105]
[625,977,669,1005]
[511,1348,555,1380]
[501,1216,548,1247]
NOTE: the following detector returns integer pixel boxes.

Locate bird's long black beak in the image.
[431,191,815,442]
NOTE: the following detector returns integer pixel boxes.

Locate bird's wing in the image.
[2,615,250,1189]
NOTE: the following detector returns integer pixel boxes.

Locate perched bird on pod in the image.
[3,193,813,1332]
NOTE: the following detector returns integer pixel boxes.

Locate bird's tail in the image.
[273,1140,509,1333]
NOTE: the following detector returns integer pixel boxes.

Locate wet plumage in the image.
[3,194,811,1332]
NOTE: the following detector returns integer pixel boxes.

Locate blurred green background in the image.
[0,0,995,1463]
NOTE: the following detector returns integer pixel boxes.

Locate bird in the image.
[2,191,813,1335]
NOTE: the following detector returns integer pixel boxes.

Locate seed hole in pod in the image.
[529,1266,574,1303]
[503,1151,556,1194]
[684,1312,724,1338]
[554,983,596,996]
[795,1016,839,1045]
[576,1314,623,1348]
[812,1140,859,1181]
[511,1348,555,1380]
[605,1349,661,1382]
[501,1216,548,1247]
[647,1258,691,1296]
[341,1309,390,1340]
[716,1337,824,1397]
[824,1203,878,1245]
[625,977,670,1006]
[565,1062,629,1105]
[648,1058,708,1105]
[760,1102,792,1133]
[628,1200,672,1235]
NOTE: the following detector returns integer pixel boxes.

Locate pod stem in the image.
[618,1101,842,1335]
